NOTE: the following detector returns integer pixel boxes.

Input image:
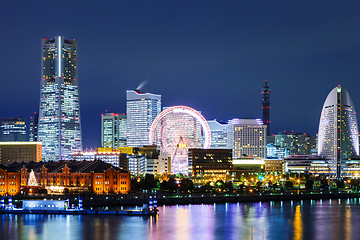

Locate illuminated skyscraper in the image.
[29,112,39,141]
[261,80,271,136]
[207,120,229,149]
[0,117,27,142]
[101,113,127,148]
[318,86,359,178]
[126,90,161,147]
[38,36,82,161]
[228,118,267,158]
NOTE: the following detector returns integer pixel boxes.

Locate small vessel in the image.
[0,197,158,216]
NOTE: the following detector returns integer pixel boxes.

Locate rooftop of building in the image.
[6,160,128,174]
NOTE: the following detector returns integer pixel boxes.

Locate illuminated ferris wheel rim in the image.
[149,105,211,149]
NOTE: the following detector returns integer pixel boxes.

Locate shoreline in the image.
[9,192,360,208]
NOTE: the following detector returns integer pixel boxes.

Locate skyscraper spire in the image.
[262,80,271,136]
[38,36,82,161]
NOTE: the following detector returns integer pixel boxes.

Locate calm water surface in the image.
[1,199,360,240]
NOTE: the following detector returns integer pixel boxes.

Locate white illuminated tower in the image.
[38,36,82,161]
[126,90,161,147]
[318,85,359,178]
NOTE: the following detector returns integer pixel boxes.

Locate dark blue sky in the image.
[1,1,360,148]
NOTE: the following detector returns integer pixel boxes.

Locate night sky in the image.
[1,1,360,148]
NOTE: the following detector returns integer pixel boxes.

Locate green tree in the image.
[285,181,293,188]
[305,180,314,190]
[140,174,159,190]
[179,178,195,193]
[335,179,345,189]
[320,179,329,189]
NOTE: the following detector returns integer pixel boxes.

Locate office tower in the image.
[38,36,82,161]
[29,112,39,141]
[0,117,27,142]
[318,85,359,178]
[261,80,271,136]
[207,120,229,149]
[126,90,161,147]
[188,148,232,178]
[101,113,127,148]
[274,131,311,155]
[228,118,267,158]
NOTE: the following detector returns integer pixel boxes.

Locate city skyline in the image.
[1,1,360,148]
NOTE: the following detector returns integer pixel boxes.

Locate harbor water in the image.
[1,199,360,240]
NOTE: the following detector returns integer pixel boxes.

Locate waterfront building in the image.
[72,149,121,168]
[122,146,171,175]
[285,155,332,176]
[207,120,229,149]
[0,142,42,165]
[101,113,127,148]
[264,159,285,174]
[0,117,27,142]
[126,90,161,147]
[38,36,82,161]
[7,160,130,194]
[274,131,311,155]
[261,80,271,136]
[318,86,359,178]
[0,164,21,196]
[188,148,232,178]
[29,112,39,141]
[228,119,267,158]
[231,158,265,180]
[266,143,289,159]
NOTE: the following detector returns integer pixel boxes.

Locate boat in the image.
[0,197,158,216]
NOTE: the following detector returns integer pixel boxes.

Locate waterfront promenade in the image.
[8,191,360,208]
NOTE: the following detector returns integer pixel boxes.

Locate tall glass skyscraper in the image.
[126,90,161,147]
[101,113,127,148]
[38,36,82,161]
[318,86,359,178]
[0,117,27,142]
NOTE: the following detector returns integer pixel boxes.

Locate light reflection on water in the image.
[1,200,360,240]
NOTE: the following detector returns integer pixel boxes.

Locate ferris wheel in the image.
[149,106,211,174]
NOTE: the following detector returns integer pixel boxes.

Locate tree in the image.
[160,178,177,192]
[305,180,314,190]
[335,179,345,189]
[179,178,195,193]
[320,179,329,189]
[140,174,159,190]
[223,181,234,192]
[285,181,293,188]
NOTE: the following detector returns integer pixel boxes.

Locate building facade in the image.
[228,119,267,158]
[38,36,82,161]
[207,120,229,149]
[0,142,42,165]
[0,117,27,142]
[261,80,271,136]
[274,131,311,155]
[9,160,130,194]
[101,113,126,148]
[29,112,39,142]
[318,86,359,178]
[0,164,21,196]
[188,148,232,178]
[126,90,161,147]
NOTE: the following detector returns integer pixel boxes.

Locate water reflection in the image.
[1,200,360,239]
[293,205,303,240]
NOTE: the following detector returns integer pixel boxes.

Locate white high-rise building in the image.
[318,86,359,178]
[126,90,161,147]
[207,120,229,149]
[228,119,267,158]
[101,113,127,148]
[38,36,82,161]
